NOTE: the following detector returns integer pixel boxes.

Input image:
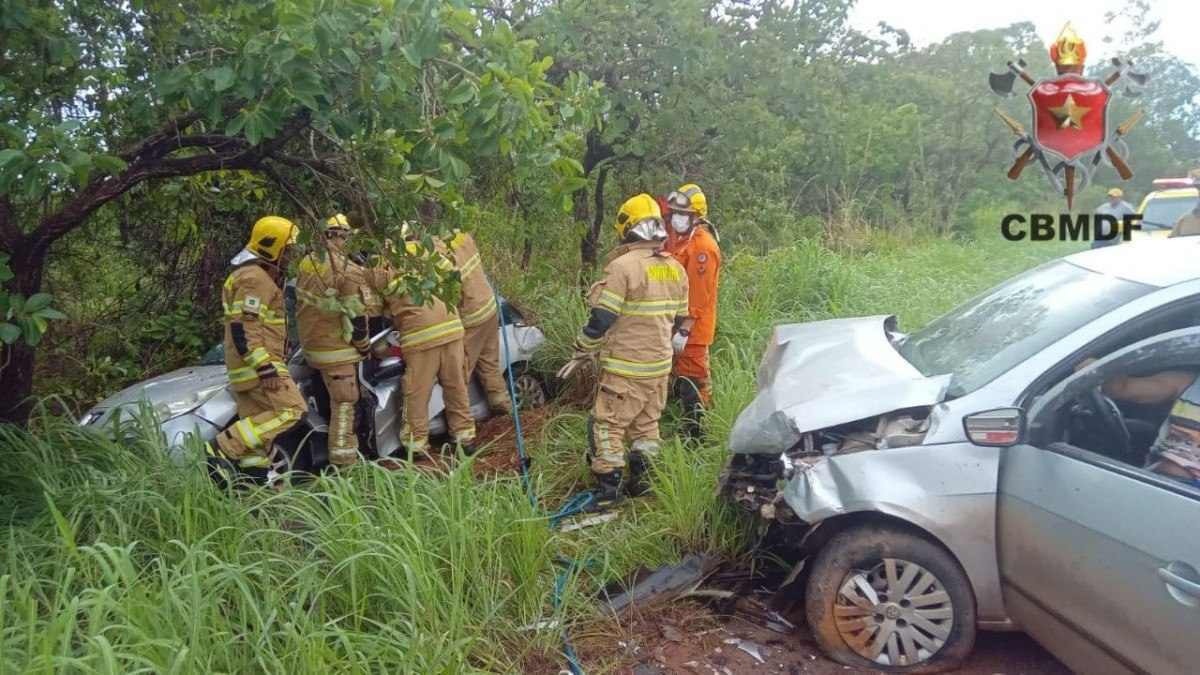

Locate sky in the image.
[850,0,1200,67]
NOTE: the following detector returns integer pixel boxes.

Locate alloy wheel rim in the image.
[513,374,546,408]
[833,558,954,667]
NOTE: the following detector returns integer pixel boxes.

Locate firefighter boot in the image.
[595,469,625,504]
[626,451,650,497]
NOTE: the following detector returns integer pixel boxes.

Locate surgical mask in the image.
[670,213,692,233]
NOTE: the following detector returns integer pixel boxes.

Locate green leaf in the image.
[423,175,446,188]
[0,323,19,344]
[25,293,51,312]
[36,308,68,321]
[0,149,24,169]
[209,66,236,92]
[379,28,397,54]
[445,80,475,105]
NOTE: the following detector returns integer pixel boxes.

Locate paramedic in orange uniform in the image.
[663,184,720,441]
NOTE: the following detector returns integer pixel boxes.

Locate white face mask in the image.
[670,213,692,233]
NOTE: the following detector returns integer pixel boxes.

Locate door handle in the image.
[1158,566,1200,598]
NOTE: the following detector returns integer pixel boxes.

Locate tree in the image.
[0,0,583,421]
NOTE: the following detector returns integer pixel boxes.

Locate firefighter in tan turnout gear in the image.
[380,229,477,456]
[213,216,305,469]
[295,213,379,467]
[561,194,690,500]
[449,228,512,415]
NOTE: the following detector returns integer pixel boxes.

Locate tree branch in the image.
[117,111,204,161]
[28,111,313,256]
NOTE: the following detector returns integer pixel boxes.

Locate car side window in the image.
[1026,327,1200,497]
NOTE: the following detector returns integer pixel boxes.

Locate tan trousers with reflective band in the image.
[216,376,306,467]
[320,364,360,466]
[589,371,668,475]
[400,339,476,453]
[463,313,512,412]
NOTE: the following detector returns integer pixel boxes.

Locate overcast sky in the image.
[850,0,1200,66]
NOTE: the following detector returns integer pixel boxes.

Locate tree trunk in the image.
[0,243,47,424]
[580,165,610,267]
[577,130,616,268]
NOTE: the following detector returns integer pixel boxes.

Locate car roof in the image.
[1145,188,1200,200]
[1066,238,1200,288]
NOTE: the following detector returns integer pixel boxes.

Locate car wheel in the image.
[805,524,976,673]
[506,364,547,409]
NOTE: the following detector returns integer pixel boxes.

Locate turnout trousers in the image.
[588,370,669,475]
[215,376,306,468]
[319,363,361,466]
[463,312,512,413]
[400,339,476,454]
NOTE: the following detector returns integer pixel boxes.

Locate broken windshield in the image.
[897,260,1153,398]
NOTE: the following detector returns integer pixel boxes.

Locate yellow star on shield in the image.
[1049,94,1091,130]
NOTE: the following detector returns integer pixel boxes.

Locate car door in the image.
[997,327,1200,674]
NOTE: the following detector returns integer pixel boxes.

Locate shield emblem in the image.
[1028,75,1110,162]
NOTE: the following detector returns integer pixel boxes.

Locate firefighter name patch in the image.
[243,296,262,314]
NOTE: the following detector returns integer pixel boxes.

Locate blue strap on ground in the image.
[496,291,585,675]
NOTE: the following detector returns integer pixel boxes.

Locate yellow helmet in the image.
[615,193,662,239]
[248,215,298,261]
[325,213,352,232]
[677,183,708,218]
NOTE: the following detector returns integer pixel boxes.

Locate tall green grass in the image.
[1,224,1077,672]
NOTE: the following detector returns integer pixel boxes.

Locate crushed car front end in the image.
[720,316,1011,628]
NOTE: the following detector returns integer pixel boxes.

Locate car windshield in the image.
[1142,194,1198,230]
[897,260,1154,398]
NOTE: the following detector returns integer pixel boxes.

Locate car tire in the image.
[805,523,977,673]
[505,362,547,409]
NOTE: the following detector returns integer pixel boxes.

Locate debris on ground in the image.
[603,553,721,613]
[557,555,1070,675]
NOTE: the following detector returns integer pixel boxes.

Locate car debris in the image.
[604,553,720,612]
[559,511,618,532]
[724,638,767,664]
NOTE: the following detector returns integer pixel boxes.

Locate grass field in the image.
[0,224,1080,673]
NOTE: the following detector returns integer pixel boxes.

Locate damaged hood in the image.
[729,316,950,454]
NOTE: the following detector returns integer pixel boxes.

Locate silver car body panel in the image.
[729,316,950,455]
[84,323,544,461]
[783,442,1007,620]
[735,242,1200,633]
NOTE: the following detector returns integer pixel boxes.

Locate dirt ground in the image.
[569,600,1069,675]
[455,417,1068,675]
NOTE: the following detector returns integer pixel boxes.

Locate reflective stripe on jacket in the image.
[295,252,378,368]
[378,240,465,353]
[449,230,498,328]
[222,264,289,392]
[587,240,689,378]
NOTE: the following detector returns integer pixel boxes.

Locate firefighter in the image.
[379,227,477,456]
[560,194,690,499]
[295,213,379,467]
[448,228,512,415]
[212,215,305,470]
[663,184,721,441]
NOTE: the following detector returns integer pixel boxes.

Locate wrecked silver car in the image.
[723,239,1200,672]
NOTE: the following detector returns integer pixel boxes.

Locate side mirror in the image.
[964,407,1025,447]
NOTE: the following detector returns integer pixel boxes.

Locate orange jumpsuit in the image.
[665,223,721,405]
